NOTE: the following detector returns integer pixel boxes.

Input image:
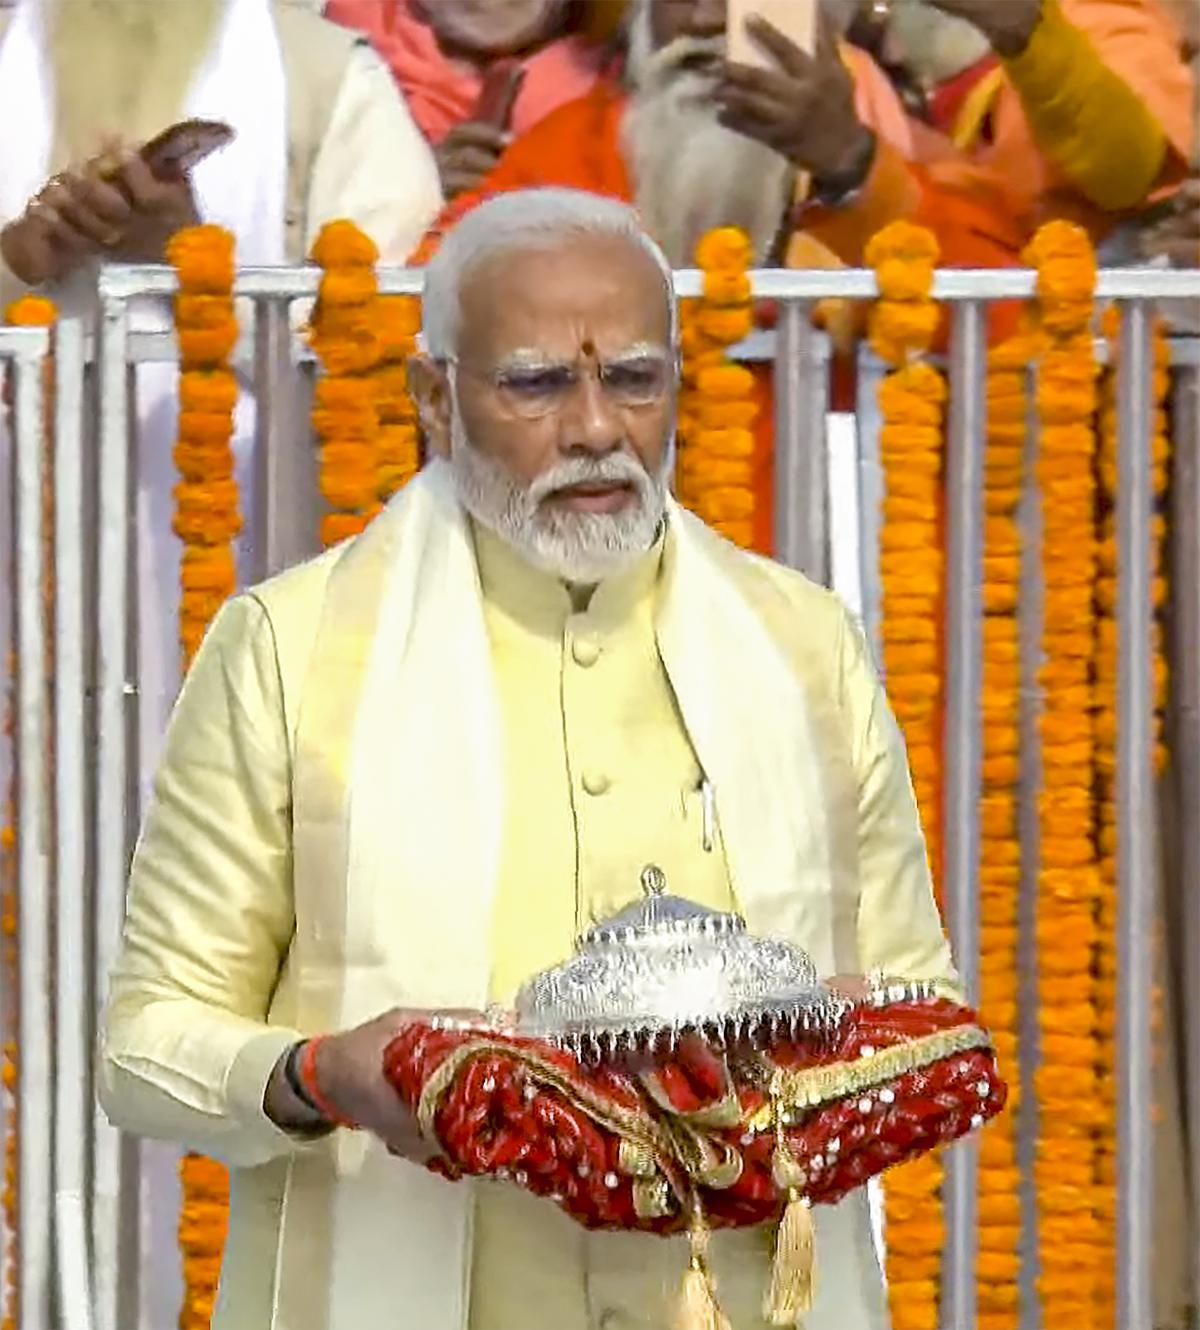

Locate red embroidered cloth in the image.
[383,996,1005,1234]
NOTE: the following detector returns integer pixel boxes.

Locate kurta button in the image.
[572,636,601,667]
[582,770,611,796]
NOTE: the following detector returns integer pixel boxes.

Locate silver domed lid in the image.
[514,865,848,1058]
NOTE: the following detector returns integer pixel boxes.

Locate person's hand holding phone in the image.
[716,11,876,199]
[0,149,133,286]
[99,148,200,265]
[2,143,199,284]
[435,61,526,201]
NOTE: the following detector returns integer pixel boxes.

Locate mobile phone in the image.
[473,61,526,129]
[140,119,235,179]
[726,0,818,67]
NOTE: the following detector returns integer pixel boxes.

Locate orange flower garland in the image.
[310,222,383,547]
[677,228,758,549]
[373,295,423,502]
[1,294,57,1330]
[169,226,241,667]
[865,221,945,1330]
[1091,307,1171,1324]
[975,328,1032,1330]
[1024,220,1103,1329]
[167,225,240,1330]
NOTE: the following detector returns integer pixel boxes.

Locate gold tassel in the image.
[675,1219,732,1330]
[763,1188,816,1326]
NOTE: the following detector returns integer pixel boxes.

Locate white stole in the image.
[280,461,854,1329]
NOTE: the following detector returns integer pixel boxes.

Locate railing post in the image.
[253,299,320,579]
[51,320,94,1330]
[939,300,986,1330]
[1114,299,1155,1330]
[10,328,52,1330]
[1170,358,1200,1322]
[854,342,887,667]
[773,302,830,583]
[93,292,135,1330]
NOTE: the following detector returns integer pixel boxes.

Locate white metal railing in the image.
[2,263,1199,1330]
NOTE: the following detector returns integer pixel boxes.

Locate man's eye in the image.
[604,361,667,397]
[499,368,574,396]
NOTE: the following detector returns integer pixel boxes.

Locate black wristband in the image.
[284,1040,328,1120]
[811,131,878,209]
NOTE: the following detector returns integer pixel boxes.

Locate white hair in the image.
[419,187,678,360]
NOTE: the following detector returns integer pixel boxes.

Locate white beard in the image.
[621,20,795,268]
[448,408,673,585]
[885,0,992,86]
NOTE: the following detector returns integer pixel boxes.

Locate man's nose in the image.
[559,373,624,455]
[682,0,726,39]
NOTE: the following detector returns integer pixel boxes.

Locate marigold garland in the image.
[310,221,383,547]
[1091,306,1171,1324]
[865,221,946,1330]
[1,295,58,1330]
[677,228,758,549]
[374,296,423,502]
[167,225,241,1330]
[168,226,242,668]
[1024,219,1104,1329]
[974,325,1034,1330]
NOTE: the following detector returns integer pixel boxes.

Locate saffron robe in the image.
[912,0,1195,243]
[100,461,957,1329]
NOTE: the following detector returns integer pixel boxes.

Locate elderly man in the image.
[325,0,617,199]
[0,0,443,817]
[100,188,955,1330]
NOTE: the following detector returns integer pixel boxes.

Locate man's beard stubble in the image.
[620,16,796,269]
[448,408,673,586]
[47,0,224,168]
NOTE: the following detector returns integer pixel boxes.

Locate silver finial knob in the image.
[640,865,667,897]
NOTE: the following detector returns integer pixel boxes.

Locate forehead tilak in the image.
[492,339,669,371]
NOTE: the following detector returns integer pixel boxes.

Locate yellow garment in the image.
[476,520,735,1003]
[1000,0,1169,211]
[472,521,754,1329]
[100,465,950,1329]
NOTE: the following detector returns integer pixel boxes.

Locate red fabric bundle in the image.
[382,996,1006,1235]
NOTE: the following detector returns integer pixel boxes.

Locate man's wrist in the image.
[809,130,877,208]
[264,1041,334,1135]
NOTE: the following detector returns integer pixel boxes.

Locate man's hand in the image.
[1141,179,1200,268]
[435,122,512,200]
[270,1007,492,1164]
[923,0,1044,57]
[103,152,200,263]
[716,13,876,197]
[0,165,131,286]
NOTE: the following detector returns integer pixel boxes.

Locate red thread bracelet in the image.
[298,1036,357,1129]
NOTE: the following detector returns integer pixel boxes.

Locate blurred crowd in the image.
[0,0,1195,326]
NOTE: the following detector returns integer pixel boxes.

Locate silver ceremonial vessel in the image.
[513,865,849,1059]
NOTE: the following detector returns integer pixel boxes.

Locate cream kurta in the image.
[100,464,956,1330]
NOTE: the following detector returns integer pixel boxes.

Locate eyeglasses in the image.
[447,352,676,421]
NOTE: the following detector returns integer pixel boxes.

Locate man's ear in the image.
[407,354,453,459]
